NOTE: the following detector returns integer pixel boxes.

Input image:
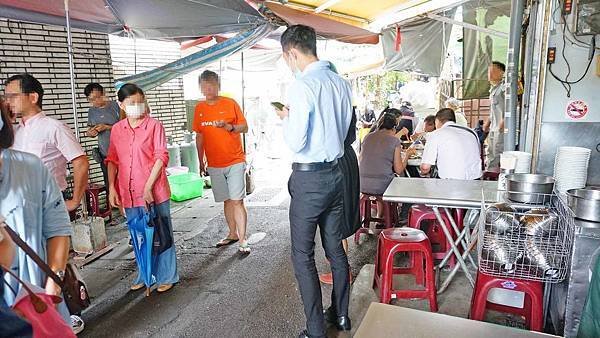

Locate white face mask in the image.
[125,103,146,118]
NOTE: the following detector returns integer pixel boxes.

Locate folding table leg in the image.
[437,226,479,294]
[432,207,475,288]
[443,208,477,269]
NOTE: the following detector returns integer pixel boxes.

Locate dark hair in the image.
[399,105,414,117]
[84,83,104,97]
[199,70,219,83]
[491,61,506,72]
[378,113,398,131]
[5,73,44,108]
[0,98,14,149]
[280,25,318,57]
[117,83,144,102]
[435,108,456,124]
[383,108,402,118]
[424,115,436,125]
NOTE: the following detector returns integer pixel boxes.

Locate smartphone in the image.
[270,102,285,110]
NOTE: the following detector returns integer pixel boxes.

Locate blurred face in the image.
[4,80,39,116]
[424,122,435,132]
[119,93,147,119]
[200,79,219,100]
[488,65,504,83]
[87,89,106,108]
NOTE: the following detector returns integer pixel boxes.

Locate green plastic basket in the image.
[167,173,204,202]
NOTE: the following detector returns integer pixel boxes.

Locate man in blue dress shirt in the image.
[275,25,353,338]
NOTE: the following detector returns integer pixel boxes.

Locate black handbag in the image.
[4,226,91,315]
[148,205,173,255]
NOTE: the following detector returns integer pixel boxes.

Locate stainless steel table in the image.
[383,177,501,293]
[355,303,559,338]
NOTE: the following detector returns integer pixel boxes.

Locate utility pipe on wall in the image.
[504,0,525,151]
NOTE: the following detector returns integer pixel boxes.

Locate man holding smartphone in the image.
[193,70,251,254]
[275,25,353,338]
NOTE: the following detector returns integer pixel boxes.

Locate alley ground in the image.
[79,155,509,338]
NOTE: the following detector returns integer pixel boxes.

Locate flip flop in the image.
[239,242,251,255]
[216,237,239,247]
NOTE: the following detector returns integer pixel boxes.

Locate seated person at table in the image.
[396,106,414,141]
[412,114,436,141]
[420,108,482,180]
[360,113,415,220]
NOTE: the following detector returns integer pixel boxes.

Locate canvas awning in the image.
[381,17,453,77]
[0,0,265,39]
[262,1,379,44]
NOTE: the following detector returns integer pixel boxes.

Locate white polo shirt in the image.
[421,121,482,180]
[13,112,85,191]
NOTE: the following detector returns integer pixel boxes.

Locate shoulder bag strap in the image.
[447,124,481,149]
[3,225,65,289]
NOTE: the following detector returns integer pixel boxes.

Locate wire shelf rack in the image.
[477,190,575,283]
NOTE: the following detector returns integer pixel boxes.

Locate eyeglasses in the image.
[3,92,27,100]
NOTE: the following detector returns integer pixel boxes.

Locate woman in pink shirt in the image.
[106,84,179,293]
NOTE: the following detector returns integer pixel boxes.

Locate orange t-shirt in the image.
[192,97,246,168]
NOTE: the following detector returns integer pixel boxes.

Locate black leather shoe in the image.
[298,330,310,338]
[324,307,352,331]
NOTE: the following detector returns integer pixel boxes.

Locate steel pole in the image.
[64,0,88,217]
[504,0,525,151]
[64,0,80,140]
[241,52,246,150]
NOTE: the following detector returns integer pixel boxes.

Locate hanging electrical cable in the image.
[548,0,597,97]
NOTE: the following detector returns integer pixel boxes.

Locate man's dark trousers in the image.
[288,165,350,338]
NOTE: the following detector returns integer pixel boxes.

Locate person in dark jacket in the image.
[319,109,360,285]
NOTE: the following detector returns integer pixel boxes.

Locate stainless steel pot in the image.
[520,208,558,237]
[481,236,520,273]
[485,203,519,235]
[517,238,560,278]
[567,188,600,222]
[506,174,555,204]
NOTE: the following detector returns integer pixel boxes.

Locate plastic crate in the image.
[167,173,204,202]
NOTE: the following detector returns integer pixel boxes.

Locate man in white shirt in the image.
[5,73,89,212]
[412,114,436,141]
[420,108,482,180]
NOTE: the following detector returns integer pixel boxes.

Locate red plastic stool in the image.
[469,272,544,331]
[372,227,438,311]
[482,170,500,181]
[354,194,398,244]
[408,204,460,266]
[85,184,112,222]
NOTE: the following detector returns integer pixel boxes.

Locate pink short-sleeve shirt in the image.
[13,112,85,191]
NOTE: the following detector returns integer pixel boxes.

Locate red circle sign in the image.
[566,100,588,120]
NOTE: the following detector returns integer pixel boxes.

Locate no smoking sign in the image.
[566,100,589,120]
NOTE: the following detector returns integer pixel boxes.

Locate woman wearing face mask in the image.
[106,83,179,293]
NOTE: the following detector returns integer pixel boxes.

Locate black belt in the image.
[292,159,338,172]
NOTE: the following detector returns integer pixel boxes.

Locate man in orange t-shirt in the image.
[193,70,250,254]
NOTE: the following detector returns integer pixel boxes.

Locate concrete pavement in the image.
[78,157,522,337]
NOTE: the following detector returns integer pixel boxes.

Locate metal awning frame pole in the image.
[64,0,88,217]
[504,0,525,151]
[426,13,509,39]
[241,52,246,151]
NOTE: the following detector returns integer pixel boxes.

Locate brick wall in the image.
[0,19,188,189]
[0,19,114,186]
[109,36,187,143]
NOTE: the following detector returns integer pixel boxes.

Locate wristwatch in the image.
[54,269,66,280]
